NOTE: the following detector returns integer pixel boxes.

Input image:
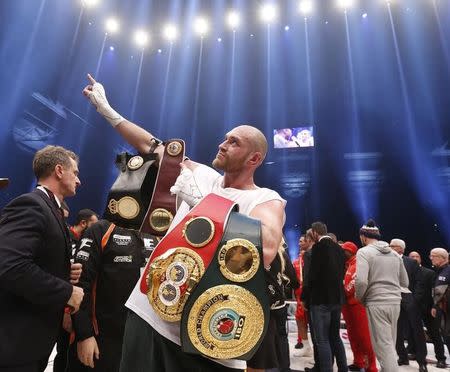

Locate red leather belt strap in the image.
[140,193,236,294]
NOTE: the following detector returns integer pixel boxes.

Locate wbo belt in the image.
[140,193,237,322]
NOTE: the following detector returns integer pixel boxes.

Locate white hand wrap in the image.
[87,82,124,127]
[170,168,203,207]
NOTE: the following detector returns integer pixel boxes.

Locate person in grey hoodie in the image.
[355,220,409,372]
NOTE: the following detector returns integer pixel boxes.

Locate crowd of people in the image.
[0,73,449,372]
[292,222,450,372]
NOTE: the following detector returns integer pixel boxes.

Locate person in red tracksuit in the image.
[341,241,378,372]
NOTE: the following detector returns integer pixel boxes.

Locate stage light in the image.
[337,0,354,9]
[134,30,149,47]
[105,17,120,34]
[162,23,178,42]
[299,0,313,15]
[194,17,209,36]
[362,13,368,18]
[109,46,114,51]
[226,10,241,29]
[284,25,290,31]
[217,37,222,42]
[259,3,278,24]
[81,0,99,8]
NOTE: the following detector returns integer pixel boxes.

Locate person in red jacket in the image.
[341,241,378,372]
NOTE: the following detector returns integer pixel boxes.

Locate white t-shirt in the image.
[125,164,286,369]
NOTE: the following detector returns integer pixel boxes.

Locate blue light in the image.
[109,46,114,51]
[157,49,162,54]
[284,25,290,31]
[362,13,368,18]
[217,37,222,42]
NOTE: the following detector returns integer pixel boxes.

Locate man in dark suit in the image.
[390,239,428,371]
[302,222,347,372]
[409,251,447,368]
[0,145,84,372]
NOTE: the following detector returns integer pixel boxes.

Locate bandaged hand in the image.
[82,73,124,127]
[170,164,203,207]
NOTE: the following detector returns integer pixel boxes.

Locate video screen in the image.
[273,126,314,149]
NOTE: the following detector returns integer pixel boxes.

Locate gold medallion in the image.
[127,156,144,170]
[187,285,264,359]
[167,141,183,156]
[116,196,140,219]
[182,217,215,248]
[147,248,205,322]
[218,239,260,282]
[149,208,173,232]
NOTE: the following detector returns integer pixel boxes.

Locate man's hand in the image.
[70,262,82,284]
[82,73,124,127]
[67,286,84,314]
[62,312,73,333]
[77,337,100,368]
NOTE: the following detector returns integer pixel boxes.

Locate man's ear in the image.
[55,164,64,179]
[247,152,262,167]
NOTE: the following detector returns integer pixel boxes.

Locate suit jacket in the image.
[416,265,436,313]
[401,256,424,302]
[0,189,73,366]
[303,237,346,306]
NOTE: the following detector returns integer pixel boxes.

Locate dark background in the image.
[0,0,449,264]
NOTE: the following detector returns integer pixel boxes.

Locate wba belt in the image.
[141,193,269,360]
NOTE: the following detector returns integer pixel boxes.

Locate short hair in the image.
[311,221,327,236]
[430,248,449,261]
[390,238,406,252]
[75,209,98,225]
[305,228,314,241]
[33,145,78,180]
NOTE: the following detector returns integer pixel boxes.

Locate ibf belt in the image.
[180,212,270,360]
[140,193,237,322]
[140,139,185,236]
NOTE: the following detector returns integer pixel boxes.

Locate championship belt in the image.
[180,210,270,360]
[140,194,237,322]
[104,153,158,229]
[140,139,185,236]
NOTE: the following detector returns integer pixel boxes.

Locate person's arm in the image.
[0,194,73,306]
[72,222,105,341]
[399,260,409,289]
[355,250,369,302]
[249,199,285,267]
[82,74,165,159]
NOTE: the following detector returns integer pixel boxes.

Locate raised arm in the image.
[82,74,164,159]
[250,199,285,268]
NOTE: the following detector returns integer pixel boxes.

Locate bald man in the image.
[83,75,286,372]
[408,251,447,368]
[390,239,428,371]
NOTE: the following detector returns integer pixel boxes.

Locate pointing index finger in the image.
[87,73,96,85]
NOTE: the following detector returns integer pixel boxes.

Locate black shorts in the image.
[246,312,283,369]
[120,311,244,372]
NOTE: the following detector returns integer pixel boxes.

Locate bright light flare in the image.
[337,0,354,9]
[259,3,278,23]
[162,23,178,42]
[81,0,99,8]
[194,17,209,36]
[105,17,120,34]
[134,30,149,47]
[226,10,241,29]
[299,0,313,15]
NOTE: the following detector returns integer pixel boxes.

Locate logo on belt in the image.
[186,285,264,359]
[146,248,205,322]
